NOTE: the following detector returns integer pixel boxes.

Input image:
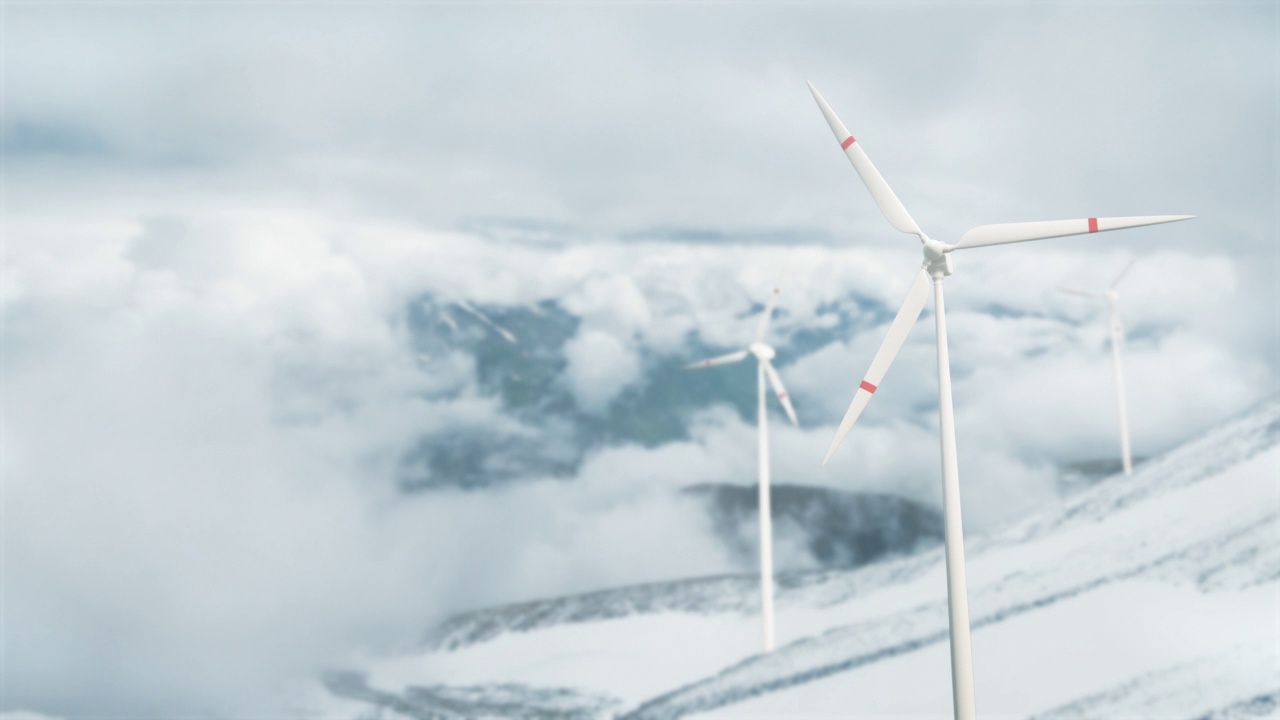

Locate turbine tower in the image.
[809,81,1192,720]
[1061,259,1138,475]
[687,283,799,653]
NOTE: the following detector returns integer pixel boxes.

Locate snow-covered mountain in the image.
[311,396,1280,719]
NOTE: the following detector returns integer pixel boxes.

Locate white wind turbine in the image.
[808,82,1192,720]
[1061,259,1138,476]
[687,283,799,653]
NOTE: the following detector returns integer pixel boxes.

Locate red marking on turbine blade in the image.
[773,288,780,295]
[1088,217,1099,233]
[841,136,856,149]
[859,380,877,394]
[704,359,712,367]
[777,392,788,400]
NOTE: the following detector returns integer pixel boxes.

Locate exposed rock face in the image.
[682,482,943,571]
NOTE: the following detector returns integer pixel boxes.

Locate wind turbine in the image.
[1061,259,1138,476]
[687,283,799,653]
[808,81,1192,720]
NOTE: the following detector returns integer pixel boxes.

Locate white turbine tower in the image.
[687,283,799,653]
[809,82,1193,720]
[1061,259,1138,476]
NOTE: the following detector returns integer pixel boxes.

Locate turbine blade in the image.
[1110,258,1137,289]
[807,81,923,237]
[954,215,1195,250]
[1059,286,1103,298]
[762,360,799,427]
[822,266,931,466]
[686,349,749,370]
[755,281,784,343]
[456,300,518,344]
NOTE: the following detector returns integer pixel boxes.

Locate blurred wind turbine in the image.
[1061,259,1138,475]
[454,299,518,344]
[687,282,798,653]
[809,81,1192,720]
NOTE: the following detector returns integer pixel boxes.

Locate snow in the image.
[323,397,1280,719]
[369,612,762,708]
[695,582,1276,719]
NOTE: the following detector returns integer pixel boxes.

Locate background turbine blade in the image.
[954,215,1194,250]
[1059,286,1104,298]
[755,281,784,343]
[807,81,923,237]
[762,360,798,427]
[1110,258,1137,289]
[686,349,749,369]
[822,267,931,466]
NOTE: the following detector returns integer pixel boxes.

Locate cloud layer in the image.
[3,3,1276,717]
[4,207,1269,716]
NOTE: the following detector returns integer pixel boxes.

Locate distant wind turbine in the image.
[1061,259,1138,476]
[687,282,799,653]
[809,81,1193,720]
[454,299,518,344]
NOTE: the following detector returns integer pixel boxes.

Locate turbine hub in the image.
[922,236,950,261]
[1105,289,1120,303]
[749,342,776,361]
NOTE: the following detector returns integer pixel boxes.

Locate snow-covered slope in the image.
[317,397,1280,719]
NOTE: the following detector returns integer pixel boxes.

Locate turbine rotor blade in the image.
[807,81,923,237]
[1110,258,1137,289]
[1059,286,1103,298]
[686,349,749,370]
[953,215,1194,250]
[822,266,931,466]
[755,283,783,343]
[762,359,799,427]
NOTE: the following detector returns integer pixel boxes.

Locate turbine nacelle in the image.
[922,235,949,260]
[686,284,799,429]
[750,342,776,361]
[921,237,954,276]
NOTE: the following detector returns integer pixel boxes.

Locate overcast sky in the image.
[3,3,1277,717]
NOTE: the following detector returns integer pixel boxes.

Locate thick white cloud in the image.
[561,273,652,337]
[558,273,651,411]
[562,328,643,413]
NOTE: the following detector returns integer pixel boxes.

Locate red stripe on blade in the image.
[777,392,788,400]
[704,360,712,367]
[1088,217,1099,233]
[841,136,856,149]
[859,380,877,394]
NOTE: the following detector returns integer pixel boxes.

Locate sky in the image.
[2,2,1277,717]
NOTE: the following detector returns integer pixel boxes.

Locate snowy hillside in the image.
[313,396,1280,719]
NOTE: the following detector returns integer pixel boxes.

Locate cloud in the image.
[2,4,1276,717]
[8,5,1274,253]
[4,215,448,715]
[2,208,753,716]
[562,329,643,413]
